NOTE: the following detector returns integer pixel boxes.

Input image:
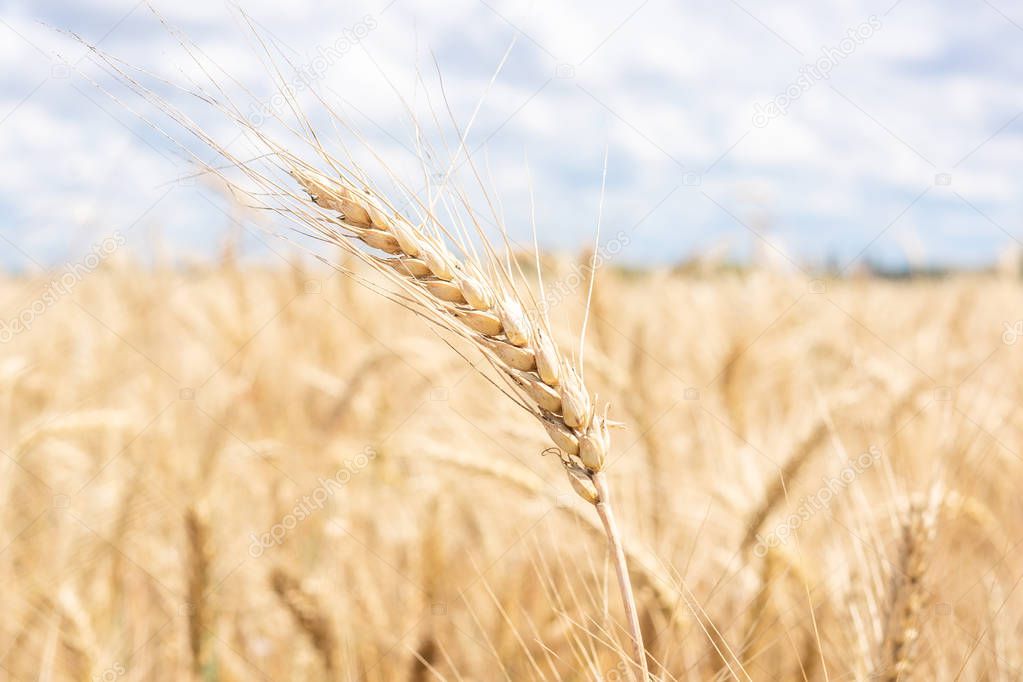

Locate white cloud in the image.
[0,0,1020,267]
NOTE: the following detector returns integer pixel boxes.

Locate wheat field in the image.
[1,256,1020,681]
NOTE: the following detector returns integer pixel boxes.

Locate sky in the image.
[1,0,1021,271]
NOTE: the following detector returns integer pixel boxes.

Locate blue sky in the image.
[1,0,1021,270]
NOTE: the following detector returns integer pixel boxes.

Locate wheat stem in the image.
[593,472,648,681]
[185,507,211,680]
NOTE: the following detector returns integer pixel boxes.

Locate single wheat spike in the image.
[875,489,941,681]
[288,167,610,481]
[287,166,647,677]
[185,507,212,679]
[270,568,339,675]
[741,387,880,554]
[741,418,831,554]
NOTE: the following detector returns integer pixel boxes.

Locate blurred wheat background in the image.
[2,248,1022,680]
[4,0,1023,680]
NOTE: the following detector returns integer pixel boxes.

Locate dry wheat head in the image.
[289,166,612,503]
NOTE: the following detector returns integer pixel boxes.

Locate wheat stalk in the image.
[185,506,212,679]
[741,545,781,673]
[410,447,679,614]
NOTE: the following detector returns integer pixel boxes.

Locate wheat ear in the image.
[876,489,940,681]
[741,418,831,554]
[270,568,340,675]
[288,167,648,678]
